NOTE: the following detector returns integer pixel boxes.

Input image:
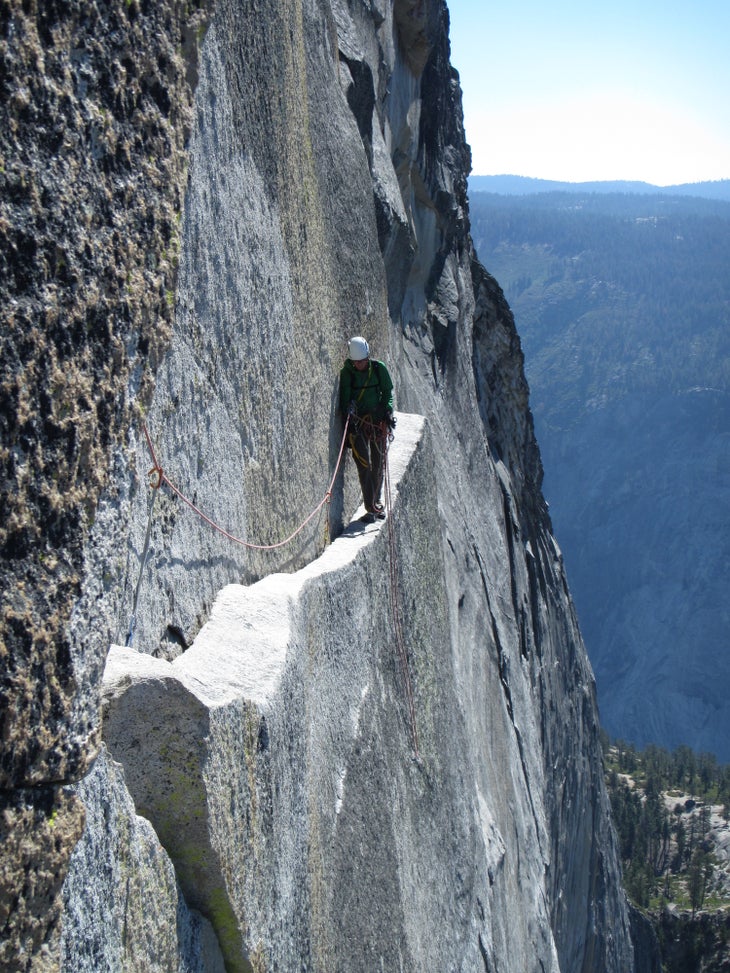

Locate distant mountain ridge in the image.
[469,174,730,202]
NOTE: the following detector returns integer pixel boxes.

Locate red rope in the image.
[382,433,420,759]
[142,417,350,551]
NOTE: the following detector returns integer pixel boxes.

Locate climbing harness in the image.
[347,411,381,468]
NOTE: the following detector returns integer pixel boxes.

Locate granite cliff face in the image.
[2,0,648,970]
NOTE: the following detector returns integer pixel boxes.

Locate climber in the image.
[339,336,395,523]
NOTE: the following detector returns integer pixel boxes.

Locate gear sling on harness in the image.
[347,361,387,512]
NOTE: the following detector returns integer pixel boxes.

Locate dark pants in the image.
[349,423,385,512]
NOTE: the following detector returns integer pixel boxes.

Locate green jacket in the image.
[339,359,393,419]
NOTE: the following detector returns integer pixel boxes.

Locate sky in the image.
[447,0,730,186]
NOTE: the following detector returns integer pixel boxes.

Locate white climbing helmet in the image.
[348,336,369,361]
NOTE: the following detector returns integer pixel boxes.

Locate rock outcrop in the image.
[60,747,225,973]
[1,0,650,970]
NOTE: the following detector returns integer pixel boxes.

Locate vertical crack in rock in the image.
[471,539,546,866]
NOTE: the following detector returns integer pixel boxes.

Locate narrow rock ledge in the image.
[102,411,425,971]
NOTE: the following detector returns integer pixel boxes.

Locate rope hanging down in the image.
[126,419,350,645]
[382,430,421,760]
[142,417,350,551]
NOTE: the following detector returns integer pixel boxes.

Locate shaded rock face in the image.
[1,0,647,970]
[0,785,84,972]
[0,0,210,789]
[60,747,225,973]
[652,910,730,973]
[1,0,210,965]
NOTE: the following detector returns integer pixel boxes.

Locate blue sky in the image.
[447,0,730,185]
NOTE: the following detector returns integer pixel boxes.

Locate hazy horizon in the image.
[468,173,730,187]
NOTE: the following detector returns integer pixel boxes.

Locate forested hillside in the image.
[604,737,730,973]
[470,192,730,759]
[471,192,730,411]
[605,737,730,911]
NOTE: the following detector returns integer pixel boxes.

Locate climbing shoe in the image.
[359,512,376,524]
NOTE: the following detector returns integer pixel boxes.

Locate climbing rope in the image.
[141,417,350,551]
[133,415,420,760]
[124,419,350,643]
